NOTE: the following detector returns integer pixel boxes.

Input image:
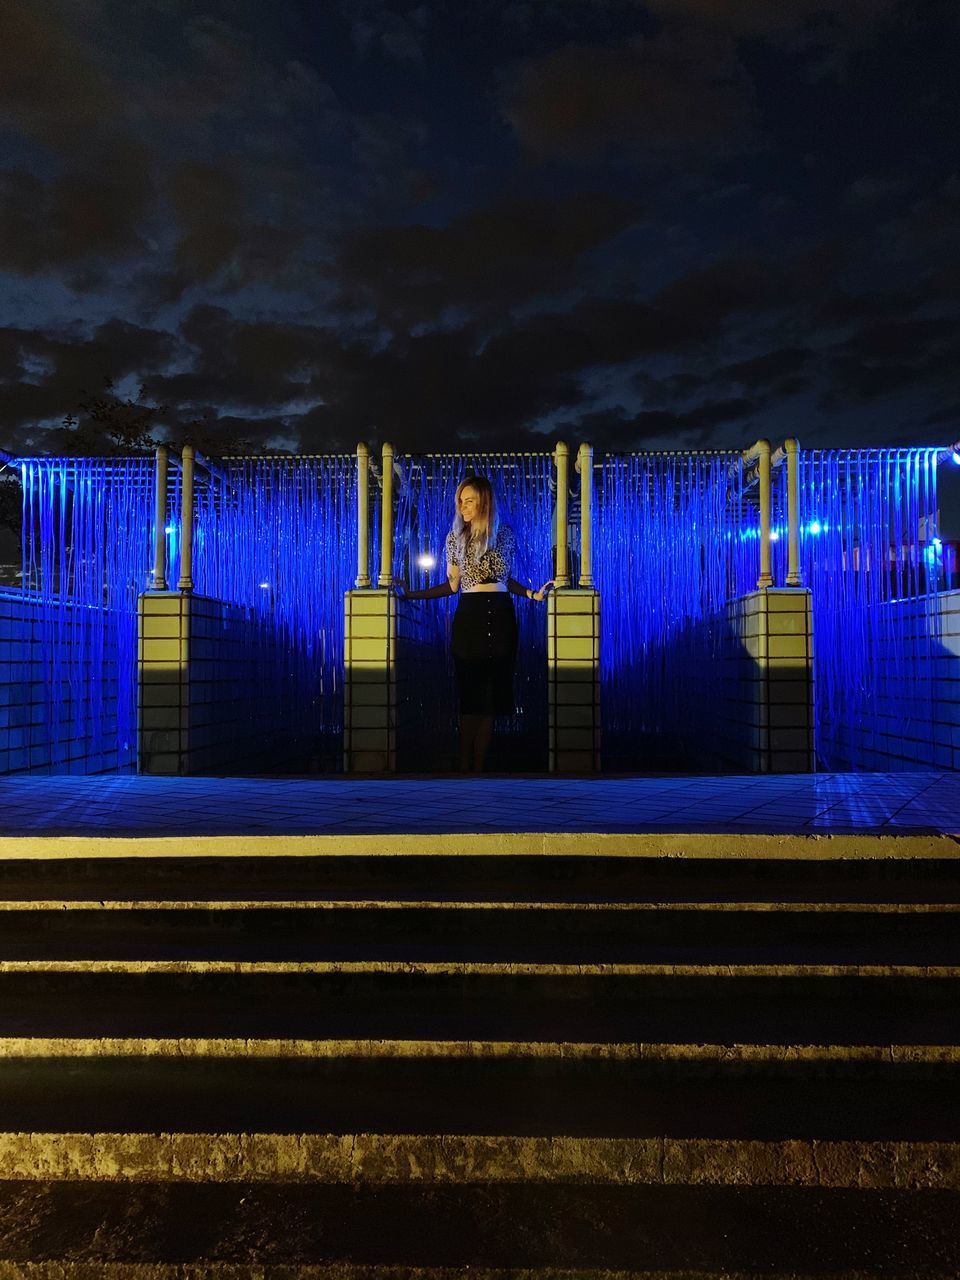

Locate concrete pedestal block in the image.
[548,588,600,772]
[344,589,396,773]
[137,592,190,775]
[739,588,815,773]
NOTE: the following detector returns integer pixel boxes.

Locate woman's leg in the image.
[472,714,494,771]
[459,713,479,771]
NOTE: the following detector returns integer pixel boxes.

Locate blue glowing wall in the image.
[18,456,155,771]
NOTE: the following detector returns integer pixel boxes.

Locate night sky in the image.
[2,0,960,456]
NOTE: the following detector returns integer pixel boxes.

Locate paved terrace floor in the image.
[0,772,957,838]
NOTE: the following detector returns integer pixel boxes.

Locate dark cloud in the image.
[838,316,957,363]
[643,0,896,37]
[296,292,706,445]
[921,403,960,432]
[556,394,765,451]
[171,164,243,280]
[339,0,428,62]
[335,192,642,321]
[880,175,960,267]
[654,254,813,327]
[822,314,960,407]
[636,345,814,408]
[502,35,749,160]
[132,13,338,127]
[719,347,812,390]
[0,318,178,447]
[141,164,305,303]
[0,0,119,151]
[141,305,342,412]
[0,143,153,275]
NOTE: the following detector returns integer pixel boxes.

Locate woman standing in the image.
[402,475,552,772]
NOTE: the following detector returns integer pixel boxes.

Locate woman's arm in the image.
[508,577,554,601]
[401,579,455,600]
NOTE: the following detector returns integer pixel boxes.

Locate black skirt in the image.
[451,592,518,716]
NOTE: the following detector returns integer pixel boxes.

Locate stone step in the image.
[4,1130,960,1187]
[0,842,956,1276]
[0,964,955,1043]
[0,1268,957,1280]
[0,1049,956,1141]
[0,901,958,963]
[0,1180,955,1273]
[1,853,959,903]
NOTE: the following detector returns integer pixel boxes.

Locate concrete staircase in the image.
[0,840,958,1276]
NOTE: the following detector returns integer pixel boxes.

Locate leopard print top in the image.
[445,525,515,591]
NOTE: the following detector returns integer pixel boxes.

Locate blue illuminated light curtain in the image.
[794,448,941,768]
[189,456,357,750]
[18,456,155,771]
[594,452,758,766]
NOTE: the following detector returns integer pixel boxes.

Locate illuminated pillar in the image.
[785,437,802,587]
[757,438,773,589]
[378,441,394,588]
[554,441,570,587]
[577,441,594,588]
[153,445,168,591]
[356,442,371,589]
[177,445,194,592]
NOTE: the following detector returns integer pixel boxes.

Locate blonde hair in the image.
[452,475,499,556]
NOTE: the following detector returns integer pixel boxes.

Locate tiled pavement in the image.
[0,772,958,837]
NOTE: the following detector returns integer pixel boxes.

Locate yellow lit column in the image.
[153,445,168,591]
[577,441,594,588]
[554,441,570,588]
[785,437,803,587]
[757,438,773,589]
[356,442,371,589]
[177,445,195,592]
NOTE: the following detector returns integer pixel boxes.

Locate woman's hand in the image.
[531,580,555,601]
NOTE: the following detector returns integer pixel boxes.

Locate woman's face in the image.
[458,485,481,524]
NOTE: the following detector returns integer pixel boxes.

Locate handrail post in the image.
[576,441,594,587]
[378,441,394,588]
[756,438,773,589]
[153,444,168,591]
[177,445,195,592]
[785,437,802,587]
[356,442,371,588]
[554,441,570,587]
